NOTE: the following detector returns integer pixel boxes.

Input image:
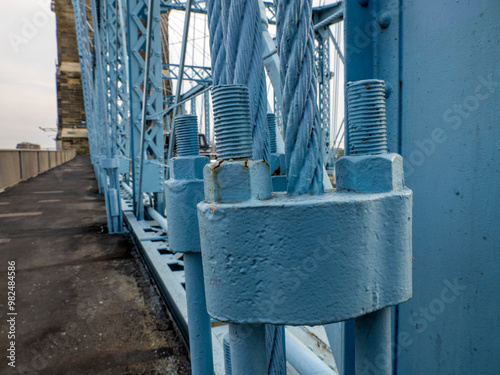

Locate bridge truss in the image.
[71,0,346,373]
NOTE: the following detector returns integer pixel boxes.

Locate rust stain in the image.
[308,331,329,350]
[212,159,224,170]
[209,205,217,212]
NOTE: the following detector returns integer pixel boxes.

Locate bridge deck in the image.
[0,156,190,374]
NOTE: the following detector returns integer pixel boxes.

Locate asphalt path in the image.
[0,155,190,375]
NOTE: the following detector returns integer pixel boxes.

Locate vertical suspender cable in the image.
[206,0,227,86]
[277,0,324,195]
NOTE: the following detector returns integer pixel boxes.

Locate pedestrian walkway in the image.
[0,155,190,375]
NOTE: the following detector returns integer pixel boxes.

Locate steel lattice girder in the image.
[127,0,165,218]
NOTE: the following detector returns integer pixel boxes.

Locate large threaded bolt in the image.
[175,114,199,157]
[211,84,253,160]
[347,79,388,155]
[267,113,277,154]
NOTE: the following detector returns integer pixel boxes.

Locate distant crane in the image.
[39,126,57,132]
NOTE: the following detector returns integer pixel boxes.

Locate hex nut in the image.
[203,160,272,202]
[336,153,405,192]
[171,155,209,180]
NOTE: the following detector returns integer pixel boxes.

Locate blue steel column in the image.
[344,0,401,154]
[90,0,109,194]
[127,0,165,218]
[105,0,119,151]
[116,0,131,176]
[90,0,123,233]
[398,2,500,374]
[106,0,124,233]
[91,0,123,233]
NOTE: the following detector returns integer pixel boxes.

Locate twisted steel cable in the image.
[220,0,270,162]
[266,324,286,374]
[206,0,227,86]
[277,0,324,195]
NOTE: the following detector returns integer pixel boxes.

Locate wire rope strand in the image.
[277,0,324,195]
[206,0,227,85]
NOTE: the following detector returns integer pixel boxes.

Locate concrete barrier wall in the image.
[49,152,56,169]
[20,152,39,180]
[0,151,21,190]
[0,149,76,191]
[39,152,50,172]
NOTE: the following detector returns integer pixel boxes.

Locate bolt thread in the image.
[347,79,388,155]
[223,333,232,375]
[211,84,253,160]
[174,115,199,156]
[267,113,277,153]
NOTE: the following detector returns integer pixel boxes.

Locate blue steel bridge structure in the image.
[69,0,500,374]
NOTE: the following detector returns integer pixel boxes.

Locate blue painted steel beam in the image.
[163,63,212,83]
[127,0,165,219]
[160,0,278,25]
[116,0,131,174]
[397,2,500,374]
[344,0,401,154]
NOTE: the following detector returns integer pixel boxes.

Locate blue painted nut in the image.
[336,153,405,193]
[170,155,208,180]
[165,155,209,253]
[203,160,272,203]
[198,189,412,325]
[101,158,119,169]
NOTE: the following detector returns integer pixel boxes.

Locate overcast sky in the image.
[0,0,57,150]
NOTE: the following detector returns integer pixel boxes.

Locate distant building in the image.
[53,0,89,154]
[16,142,41,150]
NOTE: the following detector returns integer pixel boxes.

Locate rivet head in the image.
[379,11,392,28]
